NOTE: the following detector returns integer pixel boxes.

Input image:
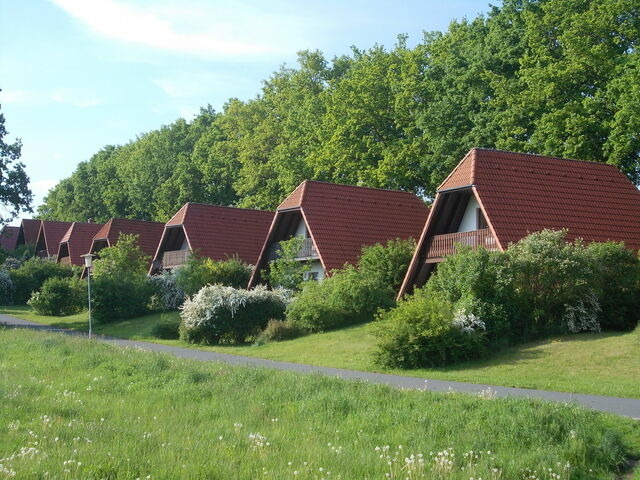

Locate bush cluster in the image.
[91,273,153,323]
[27,276,85,316]
[175,255,252,295]
[255,319,302,344]
[285,239,414,333]
[374,230,640,368]
[0,270,15,304]
[9,258,76,304]
[180,285,289,344]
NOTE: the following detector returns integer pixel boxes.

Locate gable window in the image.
[476,208,488,230]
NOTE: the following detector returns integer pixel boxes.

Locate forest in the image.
[39,0,640,222]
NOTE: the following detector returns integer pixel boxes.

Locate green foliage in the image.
[91,234,150,278]
[357,238,416,289]
[27,276,85,316]
[506,230,596,336]
[179,285,288,344]
[39,0,640,220]
[91,274,153,324]
[373,290,486,368]
[174,254,252,296]
[286,265,396,333]
[585,242,640,331]
[263,237,311,290]
[0,100,33,224]
[9,258,75,305]
[256,319,303,344]
[376,230,640,368]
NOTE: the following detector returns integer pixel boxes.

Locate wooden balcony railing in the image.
[267,237,319,261]
[161,250,190,269]
[59,256,72,265]
[426,229,498,259]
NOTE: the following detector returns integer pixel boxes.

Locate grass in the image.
[1,328,639,479]
[2,305,639,399]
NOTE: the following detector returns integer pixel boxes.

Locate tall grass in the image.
[0,329,638,479]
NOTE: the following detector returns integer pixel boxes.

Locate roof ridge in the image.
[473,147,617,169]
[183,202,271,213]
[302,179,418,196]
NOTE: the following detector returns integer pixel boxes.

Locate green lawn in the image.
[1,329,639,479]
[2,305,639,399]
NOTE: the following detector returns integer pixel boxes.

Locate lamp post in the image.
[81,253,96,339]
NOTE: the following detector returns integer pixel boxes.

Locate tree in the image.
[0,98,32,224]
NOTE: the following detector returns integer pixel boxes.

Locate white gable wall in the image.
[294,219,308,238]
[457,195,481,232]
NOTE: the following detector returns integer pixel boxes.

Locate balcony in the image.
[160,250,190,269]
[425,229,498,259]
[267,237,319,261]
[59,256,72,265]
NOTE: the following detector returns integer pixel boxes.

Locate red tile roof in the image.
[250,181,429,286]
[155,203,274,265]
[57,222,104,266]
[462,148,640,249]
[19,219,42,246]
[0,226,19,251]
[92,218,165,261]
[37,221,73,257]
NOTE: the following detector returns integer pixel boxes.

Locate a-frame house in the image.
[35,220,73,258]
[399,148,640,297]
[248,180,429,287]
[57,222,104,266]
[151,203,274,273]
[0,226,19,251]
[16,219,42,248]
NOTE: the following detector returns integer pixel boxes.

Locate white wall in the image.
[458,195,481,232]
[304,260,325,281]
[294,219,308,238]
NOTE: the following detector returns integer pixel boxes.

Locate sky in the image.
[0,0,491,221]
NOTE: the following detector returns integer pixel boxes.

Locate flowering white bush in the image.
[0,270,15,304]
[180,284,289,344]
[149,270,186,311]
[562,292,601,333]
[452,310,486,334]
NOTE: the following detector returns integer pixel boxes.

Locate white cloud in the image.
[177,105,197,119]
[49,0,298,59]
[51,89,103,108]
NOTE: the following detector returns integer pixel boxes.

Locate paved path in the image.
[2,314,639,419]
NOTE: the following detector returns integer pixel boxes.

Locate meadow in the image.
[2,306,639,399]
[1,328,639,479]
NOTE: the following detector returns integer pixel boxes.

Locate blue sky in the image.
[0,0,491,219]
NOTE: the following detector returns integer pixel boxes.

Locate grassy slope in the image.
[2,306,639,399]
[1,329,638,479]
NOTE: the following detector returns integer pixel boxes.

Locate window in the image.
[476,208,488,229]
[307,272,319,281]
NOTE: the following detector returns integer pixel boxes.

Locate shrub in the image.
[179,285,288,344]
[286,266,396,332]
[256,319,303,344]
[0,270,15,304]
[262,237,311,290]
[506,229,595,336]
[9,258,75,304]
[27,276,85,316]
[2,257,22,271]
[358,238,416,289]
[92,234,150,278]
[92,273,153,323]
[149,270,186,311]
[373,289,486,368]
[150,314,181,340]
[424,246,519,347]
[175,255,253,295]
[585,242,640,330]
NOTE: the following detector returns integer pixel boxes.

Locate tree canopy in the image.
[0,98,32,224]
[39,0,640,222]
